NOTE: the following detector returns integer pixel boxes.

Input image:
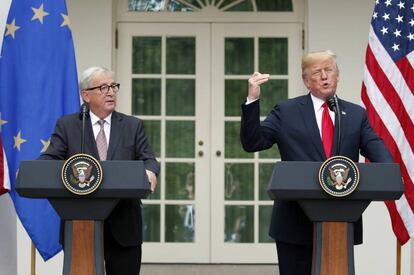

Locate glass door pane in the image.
[117,23,210,262]
[211,22,303,263]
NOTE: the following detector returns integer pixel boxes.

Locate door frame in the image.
[114,2,305,264]
[210,22,303,263]
[117,22,212,262]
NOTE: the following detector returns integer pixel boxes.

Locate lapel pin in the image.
[341,111,346,115]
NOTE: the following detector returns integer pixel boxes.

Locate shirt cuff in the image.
[245,97,259,105]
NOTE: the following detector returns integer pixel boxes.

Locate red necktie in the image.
[322,102,334,158]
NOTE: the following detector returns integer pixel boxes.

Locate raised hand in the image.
[248,72,270,101]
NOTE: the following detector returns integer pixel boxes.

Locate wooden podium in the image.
[16,160,150,275]
[267,161,404,275]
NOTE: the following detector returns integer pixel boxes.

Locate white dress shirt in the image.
[310,93,335,138]
[89,111,112,145]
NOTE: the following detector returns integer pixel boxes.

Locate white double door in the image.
[117,22,302,263]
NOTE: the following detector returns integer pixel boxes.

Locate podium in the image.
[16,160,150,275]
[267,161,404,275]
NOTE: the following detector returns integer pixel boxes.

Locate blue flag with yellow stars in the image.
[0,0,79,260]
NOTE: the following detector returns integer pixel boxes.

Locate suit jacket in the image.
[40,111,160,246]
[240,94,393,245]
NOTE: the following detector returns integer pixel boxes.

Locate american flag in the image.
[0,136,11,196]
[0,0,10,197]
[362,0,414,244]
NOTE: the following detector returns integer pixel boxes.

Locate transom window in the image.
[128,0,293,12]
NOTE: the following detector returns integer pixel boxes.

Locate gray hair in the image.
[79,67,114,91]
[301,50,338,77]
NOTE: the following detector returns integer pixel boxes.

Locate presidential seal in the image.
[61,154,103,195]
[318,156,360,197]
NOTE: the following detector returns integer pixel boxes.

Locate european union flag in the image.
[0,0,79,260]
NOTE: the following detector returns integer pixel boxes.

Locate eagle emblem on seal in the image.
[62,154,103,195]
[71,161,95,188]
[319,156,360,197]
[328,163,352,190]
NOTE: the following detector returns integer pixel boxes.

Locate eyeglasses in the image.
[84,83,120,94]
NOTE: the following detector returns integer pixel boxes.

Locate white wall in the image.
[308,0,412,275]
[67,0,113,74]
[0,195,17,275]
[308,0,374,103]
[13,0,413,274]
[0,1,16,273]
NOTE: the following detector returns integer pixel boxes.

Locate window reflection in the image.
[166,163,195,199]
[224,205,253,243]
[142,204,160,242]
[166,204,195,242]
[224,163,254,200]
[165,171,195,242]
[182,205,195,241]
[128,0,196,11]
[225,213,246,242]
[129,0,164,11]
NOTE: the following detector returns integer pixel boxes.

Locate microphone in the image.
[79,103,89,153]
[326,95,337,113]
[326,94,341,156]
[79,103,90,119]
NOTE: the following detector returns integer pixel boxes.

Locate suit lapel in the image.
[298,94,326,160]
[107,111,122,160]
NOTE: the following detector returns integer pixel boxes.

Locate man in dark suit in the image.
[40,67,159,275]
[240,50,393,275]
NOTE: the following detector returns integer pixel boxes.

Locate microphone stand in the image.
[333,95,341,156]
[80,103,89,154]
[327,95,341,156]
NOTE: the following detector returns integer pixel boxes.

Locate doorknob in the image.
[216,150,221,157]
[198,150,204,157]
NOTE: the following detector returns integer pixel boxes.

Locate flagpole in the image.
[396,240,401,275]
[31,242,36,275]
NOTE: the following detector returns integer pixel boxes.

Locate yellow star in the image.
[40,139,50,153]
[5,18,20,39]
[60,13,71,30]
[0,112,8,132]
[31,4,49,24]
[13,131,27,151]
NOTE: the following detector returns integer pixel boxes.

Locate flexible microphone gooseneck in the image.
[326,94,341,156]
[79,103,90,154]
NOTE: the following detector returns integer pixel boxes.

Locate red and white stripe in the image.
[0,136,10,196]
[0,0,12,196]
[362,25,414,244]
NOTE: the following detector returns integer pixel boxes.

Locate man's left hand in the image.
[146,169,157,192]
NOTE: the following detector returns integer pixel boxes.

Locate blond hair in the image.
[301,50,338,77]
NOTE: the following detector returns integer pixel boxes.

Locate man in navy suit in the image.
[41,67,159,275]
[240,50,393,275]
